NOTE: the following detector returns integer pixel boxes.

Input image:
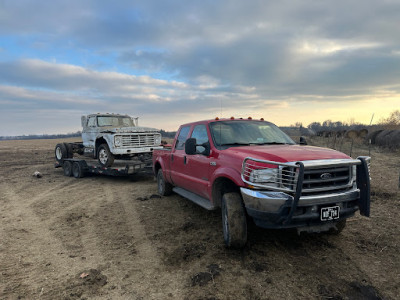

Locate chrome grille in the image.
[302,166,351,193]
[121,134,159,147]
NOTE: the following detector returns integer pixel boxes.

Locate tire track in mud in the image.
[0,182,94,299]
[89,180,185,299]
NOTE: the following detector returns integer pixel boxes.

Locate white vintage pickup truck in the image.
[55,113,163,167]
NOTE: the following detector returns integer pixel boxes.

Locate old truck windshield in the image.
[210,121,295,147]
[97,116,134,127]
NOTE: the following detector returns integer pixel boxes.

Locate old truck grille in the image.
[121,134,158,147]
[301,166,352,194]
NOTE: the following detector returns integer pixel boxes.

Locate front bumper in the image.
[240,187,360,229]
[111,145,164,155]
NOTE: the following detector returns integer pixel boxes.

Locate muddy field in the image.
[0,138,399,299]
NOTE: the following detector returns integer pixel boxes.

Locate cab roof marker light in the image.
[260,118,264,121]
[215,117,219,120]
[248,117,252,120]
[230,116,235,120]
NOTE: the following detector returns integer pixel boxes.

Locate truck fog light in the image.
[311,206,318,213]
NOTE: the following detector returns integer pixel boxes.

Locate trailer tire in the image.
[55,143,68,162]
[97,144,114,167]
[221,192,247,248]
[157,169,173,196]
[328,219,347,235]
[63,161,72,177]
[72,161,85,178]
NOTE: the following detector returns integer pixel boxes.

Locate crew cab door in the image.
[169,126,191,187]
[182,124,212,199]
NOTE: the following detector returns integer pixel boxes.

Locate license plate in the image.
[321,206,340,221]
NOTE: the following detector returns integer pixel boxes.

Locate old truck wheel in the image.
[97,144,114,167]
[55,143,68,162]
[157,169,172,196]
[63,161,72,177]
[72,161,85,178]
[328,219,347,235]
[221,192,247,248]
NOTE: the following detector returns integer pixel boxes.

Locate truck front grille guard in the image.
[241,158,304,224]
[241,157,370,224]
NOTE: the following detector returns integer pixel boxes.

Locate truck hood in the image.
[223,144,350,163]
[100,126,160,134]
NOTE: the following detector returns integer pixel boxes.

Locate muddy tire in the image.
[63,161,72,177]
[72,161,85,178]
[55,143,68,162]
[221,192,247,248]
[157,169,173,196]
[97,144,114,167]
[328,219,347,235]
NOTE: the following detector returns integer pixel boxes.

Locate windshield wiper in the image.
[254,142,289,145]
[219,143,251,147]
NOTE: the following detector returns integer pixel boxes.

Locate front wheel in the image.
[157,169,173,196]
[97,144,114,167]
[221,192,247,248]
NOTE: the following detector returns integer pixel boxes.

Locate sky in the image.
[1,0,399,136]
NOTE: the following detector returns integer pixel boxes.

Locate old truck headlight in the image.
[114,136,122,147]
[249,168,278,185]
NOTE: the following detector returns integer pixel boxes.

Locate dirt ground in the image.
[0,138,399,300]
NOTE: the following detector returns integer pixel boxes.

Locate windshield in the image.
[210,120,295,148]
[97,116,135,127]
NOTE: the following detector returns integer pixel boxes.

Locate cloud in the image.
[0,0,399,135]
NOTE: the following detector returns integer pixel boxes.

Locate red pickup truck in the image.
[153,118,370,248]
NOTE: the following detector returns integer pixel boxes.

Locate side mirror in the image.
[201,142,211,156]
[185,138,197,155]
[300,136,308,145]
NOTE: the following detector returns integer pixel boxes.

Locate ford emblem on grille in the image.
[320,173,332,180]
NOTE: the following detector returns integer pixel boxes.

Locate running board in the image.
[173,187,217,210]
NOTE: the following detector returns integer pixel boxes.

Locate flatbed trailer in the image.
[55,158,152,178]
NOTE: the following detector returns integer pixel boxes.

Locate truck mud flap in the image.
[356,157,371,217]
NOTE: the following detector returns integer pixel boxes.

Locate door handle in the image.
[171,154,174,162]
[184,156,187,165]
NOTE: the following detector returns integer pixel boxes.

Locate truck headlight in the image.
[114,136,122,147]
[155,135,162,145]
[249,168,278,185]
